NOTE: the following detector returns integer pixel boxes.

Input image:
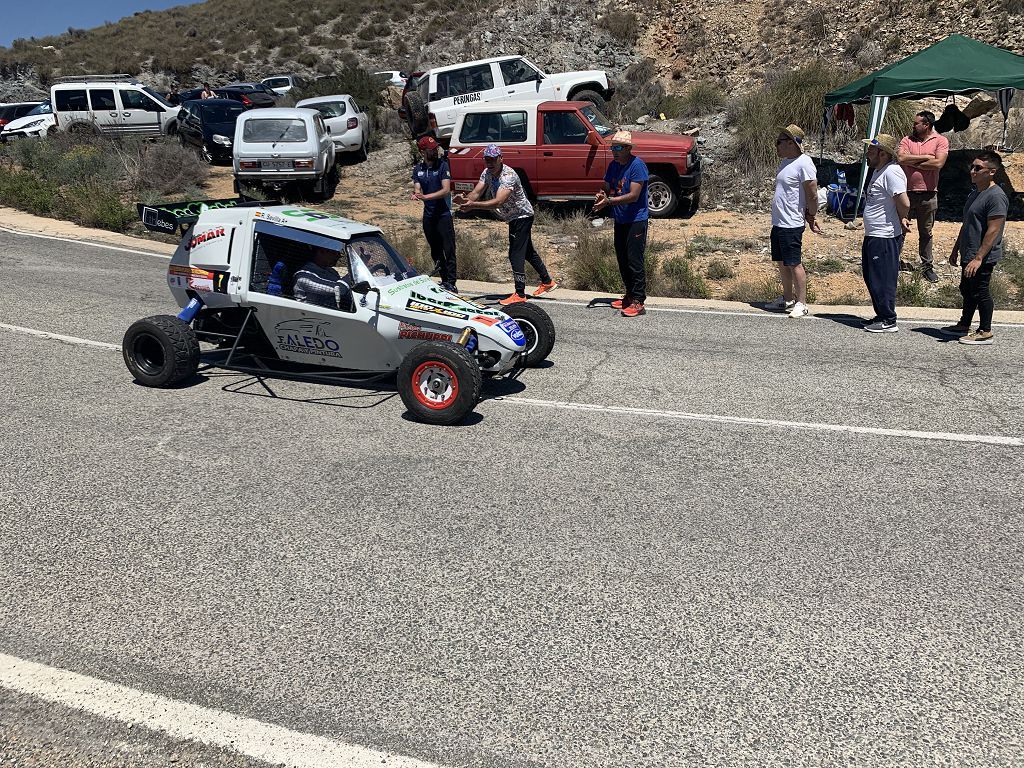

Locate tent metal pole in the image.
[853,95,890,222]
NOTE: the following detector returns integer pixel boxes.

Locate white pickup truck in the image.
[402,55,614,141]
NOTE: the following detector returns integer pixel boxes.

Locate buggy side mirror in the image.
[352,280,372,294]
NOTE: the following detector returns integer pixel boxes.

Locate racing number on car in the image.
[213,271,229,294]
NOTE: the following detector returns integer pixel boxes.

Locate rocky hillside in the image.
[1,0,1022,103]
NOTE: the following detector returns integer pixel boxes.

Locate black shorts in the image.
[770,226,805,266]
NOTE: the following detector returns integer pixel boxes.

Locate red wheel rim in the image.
[411,361,459,409]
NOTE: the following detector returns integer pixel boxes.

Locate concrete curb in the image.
[3,206,1023,324]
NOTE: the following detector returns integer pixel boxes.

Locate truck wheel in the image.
[123,315,200,388]
[647,174,680,218]
[501,301,555,367]
[570,89,607,112]
[397,341,482,425]
[404,91,428,135]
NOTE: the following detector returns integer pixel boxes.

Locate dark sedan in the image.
[176,99,246,164]
[176,85,276,109]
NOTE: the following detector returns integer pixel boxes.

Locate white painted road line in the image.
[0,225,171,259]
[496,396,1024,448]
[3,322,1022,447]
[0,323,121,351]
[0,653,446,768]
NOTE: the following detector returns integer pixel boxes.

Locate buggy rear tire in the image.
[397,341,482,425]
[502,301,555,367]
[123,315,200,387]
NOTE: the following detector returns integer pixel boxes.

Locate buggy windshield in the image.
[346,234,418,287]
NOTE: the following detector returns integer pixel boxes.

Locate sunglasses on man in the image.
[969,163,992,172]
[611,144,627,151]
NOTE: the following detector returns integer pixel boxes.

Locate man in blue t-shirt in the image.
[412,135,457,292]
[593,130,650,317]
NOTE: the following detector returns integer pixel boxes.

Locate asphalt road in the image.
[1,230,1022,767]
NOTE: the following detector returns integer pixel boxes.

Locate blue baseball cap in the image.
[482,143,503,158]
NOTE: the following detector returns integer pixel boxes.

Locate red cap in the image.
[417,135,439,151]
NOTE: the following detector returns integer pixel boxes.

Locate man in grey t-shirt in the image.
[941,150,1009,345]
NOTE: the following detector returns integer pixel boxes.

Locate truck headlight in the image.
[23,119,45,129]
[212,134,232,146]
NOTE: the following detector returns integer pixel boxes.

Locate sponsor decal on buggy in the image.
[410,290,499,316]
[453,92,481,106]
[142,206,176,232]
[498,318,526,345]
[168,265,228,293]
[386,275,432,296]
[186,227,226,252]
[472,315,500,326]
[281,208,348,223]
[398,322,453,341]
[254,211,289,224]
[422,284,489,310]
[406,299,468,320]
[273,319,343,358]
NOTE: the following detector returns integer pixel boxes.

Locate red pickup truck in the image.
[447,100,701,217]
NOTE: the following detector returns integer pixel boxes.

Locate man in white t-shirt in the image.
[764,124,821,318]
[860,134,911,333]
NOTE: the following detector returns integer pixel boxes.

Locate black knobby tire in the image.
[397,341,482,425]
[404,91,428,135]
[647,173,680,218]
[123,315,200,387]
[570,88,607,112]
[502,301,555,367]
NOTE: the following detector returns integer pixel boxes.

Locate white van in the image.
[51,75,178,136]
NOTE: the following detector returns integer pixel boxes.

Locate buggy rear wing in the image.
[136,198,268,234]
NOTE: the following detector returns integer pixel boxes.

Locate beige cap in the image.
[610,129,633,146]
[780,124,806,149]
[863,133,900,157]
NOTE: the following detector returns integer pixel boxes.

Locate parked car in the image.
[176,98,246,164]
[402,56,614,141]
[0,102,43,132]
[178,85,276,109]
[0,101,52,141]
[261,74,306,96]
[296,94,370,162]
[232,108,337,200]
[51,75,178,136]
[447,100,701,217]
[374,71,408,88]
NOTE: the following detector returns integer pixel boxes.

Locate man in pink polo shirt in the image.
[898,111,949,283]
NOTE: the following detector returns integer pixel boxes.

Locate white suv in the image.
[51,75,178,136]
[403,56,614,141]
[232,108,337,200]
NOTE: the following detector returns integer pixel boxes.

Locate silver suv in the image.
[232,108,337,200]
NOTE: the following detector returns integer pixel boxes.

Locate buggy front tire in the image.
[501,301,555,367]
[397,341,482,425]
[123,315,200,387]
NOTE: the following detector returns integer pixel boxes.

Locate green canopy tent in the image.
[822,34,1024,219]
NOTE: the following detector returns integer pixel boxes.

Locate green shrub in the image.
[896,273,928,305]
[57,183,135,231]
[0,168,58,216]
[598,11,639,43]
[707,259,735,279]
[454,230,494,282]
[686,233,736,258]
[659,256,709,298]
[804,256,846,274]
[725,276,782,303]
[671,81,727,118]
[564,217,623,292]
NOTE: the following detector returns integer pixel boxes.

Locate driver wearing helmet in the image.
[293,246,353,310]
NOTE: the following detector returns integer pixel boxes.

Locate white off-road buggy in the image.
[124,199,555,424]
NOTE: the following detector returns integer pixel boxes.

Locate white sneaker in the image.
[764,296,794,312]
[788,301,809,317]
